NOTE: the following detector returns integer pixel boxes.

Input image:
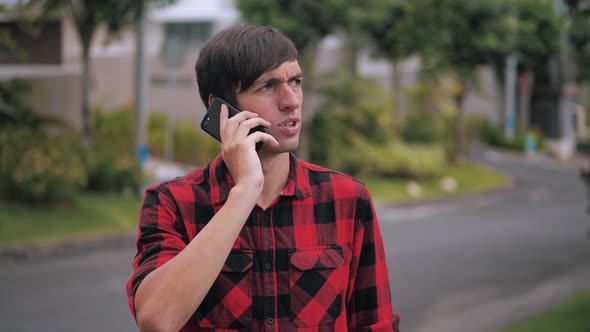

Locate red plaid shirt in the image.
[127,154,400,331]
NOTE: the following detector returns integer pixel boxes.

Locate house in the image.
[0,0,238,130]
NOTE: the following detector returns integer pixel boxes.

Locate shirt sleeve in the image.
[125,186,189,319]
[347,185,400,331]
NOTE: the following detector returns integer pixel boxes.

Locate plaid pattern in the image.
[127,153,400,331]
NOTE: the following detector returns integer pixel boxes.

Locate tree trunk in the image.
[297,44,318,161]
[344,32,359,79]
[518,70,534,134]
[391,60,402,115]
[81,46,92,155]
[449,87,466,165]
[493,67,505,127]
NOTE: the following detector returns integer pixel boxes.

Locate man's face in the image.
[236,60,303,154]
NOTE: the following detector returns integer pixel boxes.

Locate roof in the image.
[150,0,239,22]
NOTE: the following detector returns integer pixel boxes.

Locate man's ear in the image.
[207,94,215,107]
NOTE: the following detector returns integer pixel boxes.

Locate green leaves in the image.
[237,0,347,51]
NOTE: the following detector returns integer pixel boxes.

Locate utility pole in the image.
[135,1,149,169]
[504,55,518,140]
[555,0,576,159]
[504,0,518,141]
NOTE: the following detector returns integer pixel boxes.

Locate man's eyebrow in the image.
[254,72,303,85]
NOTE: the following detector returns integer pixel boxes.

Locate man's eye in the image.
[291,78,302,86]
[259,83,272,91]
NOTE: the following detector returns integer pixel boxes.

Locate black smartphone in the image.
[200,97,268,151]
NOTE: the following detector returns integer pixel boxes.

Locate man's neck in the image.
[257,152,291,210]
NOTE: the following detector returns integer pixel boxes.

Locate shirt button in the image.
[264,262,272,270]
[266,317,274,325]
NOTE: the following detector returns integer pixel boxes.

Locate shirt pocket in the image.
[196,249,254,329]
[289,245,345,327]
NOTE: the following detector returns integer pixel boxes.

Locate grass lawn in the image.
[502,288,590,332]
[362,160,511,203]
[0,193,142,245]
[0,160,510,245]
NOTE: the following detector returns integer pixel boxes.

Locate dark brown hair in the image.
[195,24,299,108]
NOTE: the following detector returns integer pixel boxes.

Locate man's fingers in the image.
[234,117,271,138]
[220,109,259,142]
[246,131,279,148]
[219,104,229,137]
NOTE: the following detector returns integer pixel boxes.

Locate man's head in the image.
[195,24,299,108]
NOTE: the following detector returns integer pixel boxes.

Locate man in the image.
[127,24,400,332]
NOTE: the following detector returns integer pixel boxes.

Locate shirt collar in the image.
[208,153,311,206]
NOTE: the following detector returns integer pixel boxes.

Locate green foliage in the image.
[173,121,220,166]
[309,71,395,172]
[148,112,220,166]
[88,105,141,193]
[502,287,590,332]
[401,109,445,144]
[0,79,85,206]
[463,114,491,143]
[309,71,444,178]
[0,79,61,129]
[0,128,86,206]
[362,0,421,61]
[480,120,544,153]
[512,0,562,72]
[361,142,446,179]
[237,0,346,51]
[568,0,590,82]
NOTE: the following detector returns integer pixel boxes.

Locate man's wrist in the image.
[229,184,260,206]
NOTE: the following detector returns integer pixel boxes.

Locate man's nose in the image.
[278,84,301,111]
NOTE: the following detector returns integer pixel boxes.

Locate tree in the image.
[566,0,590,82]
[18,0,175,154]
[362,0,424,109]
[412,0,510,164]
[367,0,559,163]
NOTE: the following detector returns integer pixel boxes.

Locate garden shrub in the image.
[0,128,86,206]
[309,70,396,172]
[148,111,219,166]
[401,109,445,144]
[0,79,85,206]
[87,105,141,193]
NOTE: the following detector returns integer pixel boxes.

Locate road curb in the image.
[1,185,520,264]
[0,231,136,264]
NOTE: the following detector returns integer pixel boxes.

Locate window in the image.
[160,21,213,68]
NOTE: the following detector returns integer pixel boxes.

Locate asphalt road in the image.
[1,149,589,332]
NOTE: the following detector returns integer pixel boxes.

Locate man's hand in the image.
[219,104,279,194]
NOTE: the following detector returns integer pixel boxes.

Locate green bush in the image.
[0,79,84,206]
[309,71,396,171]
[173,122,220,166]
[463,114,490,143]
[401,109,445,144]
[148,111,219,166]
[88,105,142,193]
[480,121,522,151]
[373,142,445,178]
[147,111,166,159]
[308,71,445,179]
[0,128,86,205]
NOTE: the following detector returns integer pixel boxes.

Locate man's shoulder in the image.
[297,159,369,195]
[144,164,209,194]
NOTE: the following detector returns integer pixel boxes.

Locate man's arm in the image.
[347,186,400,332]
[131,184,258,332]
[130,108,279,332]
